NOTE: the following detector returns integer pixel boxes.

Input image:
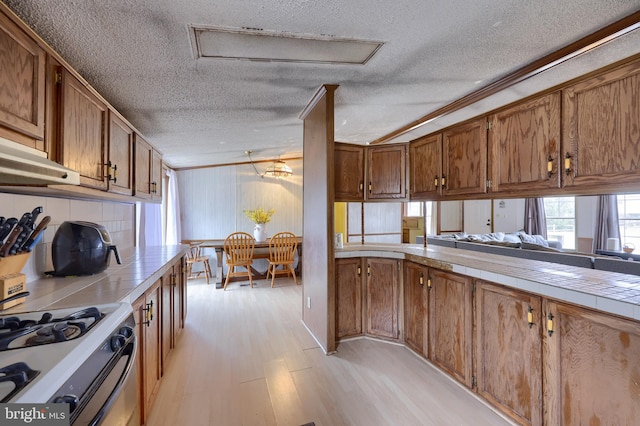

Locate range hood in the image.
[0,137,80,185]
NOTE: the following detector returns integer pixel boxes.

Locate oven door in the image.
[67,337,139,426]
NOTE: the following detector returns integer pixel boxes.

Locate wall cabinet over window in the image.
[334,142,407,202]
[488,92,561,194]
[442,118,488,198]
[366,145,407,200]
[135,134,162,201]
[562,60,640,192]
[0,8,46,149]
[409,134,442,200]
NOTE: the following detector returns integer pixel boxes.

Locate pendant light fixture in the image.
[245,150,293,179]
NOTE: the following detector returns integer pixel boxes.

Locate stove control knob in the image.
[118,325,134,338]
[53,394,78,412]
[110,334,126,351]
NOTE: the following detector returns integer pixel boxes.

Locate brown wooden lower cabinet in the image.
[475,281,542,426]
[403,261,428,356]
[366,258,399,339]
[134,257,186,426]
[544,299,640,425]
[429,269,473,387]
[335,258,363,339]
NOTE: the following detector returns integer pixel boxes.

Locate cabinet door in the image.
[132,296,147,425]
[335,258,363,339]
[563,61,640,190]
[107,111,134,195]
[429,269,472,386]
[0,10,45,147]
[335,143,364,201]
[151,149,163,199]
[489,92,561,193]
[403,262,428,356]
[442,118,487,197]
[59,68,108,190]
[172,260,185,338]
[161,268,173,372]
[366,258,399,339]
[409,134,442,199]
[134,133,152,199]
[543,300,640,425]
[143,281,161,414]
[366,144,407,200]
[475,281,542,426]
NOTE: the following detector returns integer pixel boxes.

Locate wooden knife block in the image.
[0,253,30,309]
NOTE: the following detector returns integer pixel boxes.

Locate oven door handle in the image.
[89,337,137,426]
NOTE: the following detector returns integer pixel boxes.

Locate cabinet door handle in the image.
[367,265,371,277]
[547,156,554,178]
[419,272,424,286]
[357,266,361,276]
[143,300,154,326]
[434,176,439,189]
[564,153,572,175]
[172,273,177,286]
[441,176,446,189]
[547,312,554,337]
[527,306,535,328]
[368,182,372,194]
[359,182,363,192]
[427,277,432,290]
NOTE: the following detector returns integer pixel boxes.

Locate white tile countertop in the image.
[1,245,187,314]
[337,243,640,321]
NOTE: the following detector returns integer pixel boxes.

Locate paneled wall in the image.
[0,193,135,283]
[177,159,303,239]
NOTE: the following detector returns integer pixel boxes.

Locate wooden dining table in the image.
[181,237,302,289]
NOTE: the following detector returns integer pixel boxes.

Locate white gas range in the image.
[0,302,138,425]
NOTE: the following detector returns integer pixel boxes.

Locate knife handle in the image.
[20,216,51,252]
[0,225,22,257]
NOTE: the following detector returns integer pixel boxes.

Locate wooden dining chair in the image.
[185,243,212,284]
[223,232,255,290]
[266,232,298,288]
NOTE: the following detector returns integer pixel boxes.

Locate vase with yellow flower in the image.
[244,208,275,242]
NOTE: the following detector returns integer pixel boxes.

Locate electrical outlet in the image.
[307,296,311,309]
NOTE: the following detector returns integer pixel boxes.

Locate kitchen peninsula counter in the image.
[337,243,640,321]
[3,245,187,313]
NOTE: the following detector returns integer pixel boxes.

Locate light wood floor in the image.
[146,277,514,426]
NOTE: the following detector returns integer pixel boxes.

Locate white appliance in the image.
[0,302,138,425]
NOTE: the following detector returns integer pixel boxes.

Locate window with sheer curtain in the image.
[544,196,576,249]
[618,194,640,249]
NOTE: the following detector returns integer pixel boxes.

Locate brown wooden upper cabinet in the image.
[562,60,640,191]
[367,144,407,200]
[107,111,134,196]
[335,143,365,201]
[135,134,163,200]
[58,68,108,190]
[335,142,407,201]
[0,8,46,149]
[442,118,488,197]
[409,134,442,199]
[488,92,561,194]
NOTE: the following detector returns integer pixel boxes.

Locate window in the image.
[618,194,640,249]
[544,197,576,249]
[404,202,423,217]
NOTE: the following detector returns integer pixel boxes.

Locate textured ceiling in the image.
[3,0,640,168]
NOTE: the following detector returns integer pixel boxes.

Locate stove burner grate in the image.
[0,362,39,403]
[0,307,104,351]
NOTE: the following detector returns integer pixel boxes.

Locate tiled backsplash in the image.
[0,193,135,282]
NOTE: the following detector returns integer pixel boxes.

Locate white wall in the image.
[0,192,135,283]
[346,202,402,243]
[177,159,303,271]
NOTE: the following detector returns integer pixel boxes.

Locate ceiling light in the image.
[264,160,293,179]
[190,25,383,65]
[245,150,293,179]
